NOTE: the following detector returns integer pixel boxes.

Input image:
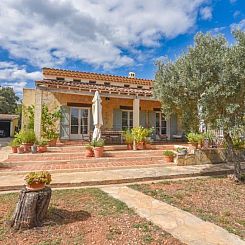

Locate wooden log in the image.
[11,187,52,230]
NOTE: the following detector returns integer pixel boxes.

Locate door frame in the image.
[70,107,91,140]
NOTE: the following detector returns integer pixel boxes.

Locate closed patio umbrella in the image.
[92,91,103,140]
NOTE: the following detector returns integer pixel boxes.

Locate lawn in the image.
[131,177,245,240]
[0,188,183,245]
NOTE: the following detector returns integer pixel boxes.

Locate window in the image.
[73,79,81,82]
[137,85,143,89]
[155,112,167,135]
[104,82,110,86]
[89,80,96,84]
[124,84,130,88]
[122,110,133,130]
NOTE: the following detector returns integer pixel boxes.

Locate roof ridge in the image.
[42,67,153,82]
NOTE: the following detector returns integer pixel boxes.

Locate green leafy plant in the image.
[37,139,48,146]
[187,132,203,144]
[91,138,105,147]
[25,171,52,185]
[123,129,134,144]
[9,138,20,147]
[85,143,93,150]
[41,104,61,140]
[131,127,153,143]
[14,130,36,144]
[163,150,176,157]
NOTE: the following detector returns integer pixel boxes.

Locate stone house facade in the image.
[22,68,182,141]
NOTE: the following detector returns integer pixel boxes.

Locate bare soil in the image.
[131,177,245,239]
[0,188,184,245]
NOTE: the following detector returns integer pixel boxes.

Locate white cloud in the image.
[200,7,212,20]
[0,61,42,94]
[0,0,209,69]
[230,19,245,31]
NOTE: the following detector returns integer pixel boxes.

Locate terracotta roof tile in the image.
[37,79,153,97]
[42,68,153,86]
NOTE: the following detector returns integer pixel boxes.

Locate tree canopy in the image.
[154,30,245,180]
[0,86,19,114]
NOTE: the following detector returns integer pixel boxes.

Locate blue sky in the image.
[0,0,244,96]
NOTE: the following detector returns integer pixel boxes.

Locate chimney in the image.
[128,72,136,78]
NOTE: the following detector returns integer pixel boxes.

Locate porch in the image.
[32,83,183,142]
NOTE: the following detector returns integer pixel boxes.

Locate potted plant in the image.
[163,150,176,163]
[91,139,105,157]
[85,144,94,157]
[17,145,25,154]
[131,127,153,150]
[187,132,200,149]
[15,130,36,152]
[37,139,48,153]
[123,130,134,150]
[9,139,20,153]
[46,130,59,147]
[25,171,52,191]
[176,147,188,155]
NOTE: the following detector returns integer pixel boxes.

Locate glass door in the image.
[70,107,90,139]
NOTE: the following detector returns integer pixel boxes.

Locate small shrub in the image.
[25,171,52,185]
[163,150,175,157]
[14,130,36,144]
[91,138,105,147]
[9,138,20,147]
[123,129,134,144]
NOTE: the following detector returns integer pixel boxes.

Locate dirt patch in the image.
[0,188,184,245]
[131,177,245,239]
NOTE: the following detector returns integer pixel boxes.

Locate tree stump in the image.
[11,187,52,230]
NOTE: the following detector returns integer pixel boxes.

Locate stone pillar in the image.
[133,98,140,127]
[34,89,43,140]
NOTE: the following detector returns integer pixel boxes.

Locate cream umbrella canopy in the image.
[92,91,103,140]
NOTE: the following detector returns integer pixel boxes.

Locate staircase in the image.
[1,144,185,172]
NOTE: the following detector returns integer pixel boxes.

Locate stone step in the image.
[6,149,168,162]
[47,144,179,152]
[3,155,164,166]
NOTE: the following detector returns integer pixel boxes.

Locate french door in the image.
[155,112,167,135]
[122,110,133,130]
[70,107,90,139]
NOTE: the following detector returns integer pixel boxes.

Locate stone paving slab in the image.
[101,186,245,245]
[0,162,243,191]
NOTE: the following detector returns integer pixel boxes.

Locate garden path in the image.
[101,186,245,245]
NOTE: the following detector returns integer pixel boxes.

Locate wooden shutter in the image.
[113,109,122,130]
[60,106,70,140]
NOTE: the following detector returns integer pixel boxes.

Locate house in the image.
[0,114,19,137]
[22,68,181,142]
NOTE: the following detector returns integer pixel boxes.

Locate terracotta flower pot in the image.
[48,139,57,147]
[22,143,33,152]
[17,146,24,154]
[127,144,133,150]
[85,148,94,157]
[145,143,152,150]
[136,142,145,150]
[11,146,18,153]
[94,146,104,158]
[37,146,47,153]
[163,155,174,163]
[26,182,45,191]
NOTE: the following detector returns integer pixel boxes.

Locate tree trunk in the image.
[224,132,242,181]
[11,187,52,230]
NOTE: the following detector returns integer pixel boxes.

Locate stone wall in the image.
[176,148,245,166]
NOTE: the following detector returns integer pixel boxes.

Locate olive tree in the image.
[154,30,245,181]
